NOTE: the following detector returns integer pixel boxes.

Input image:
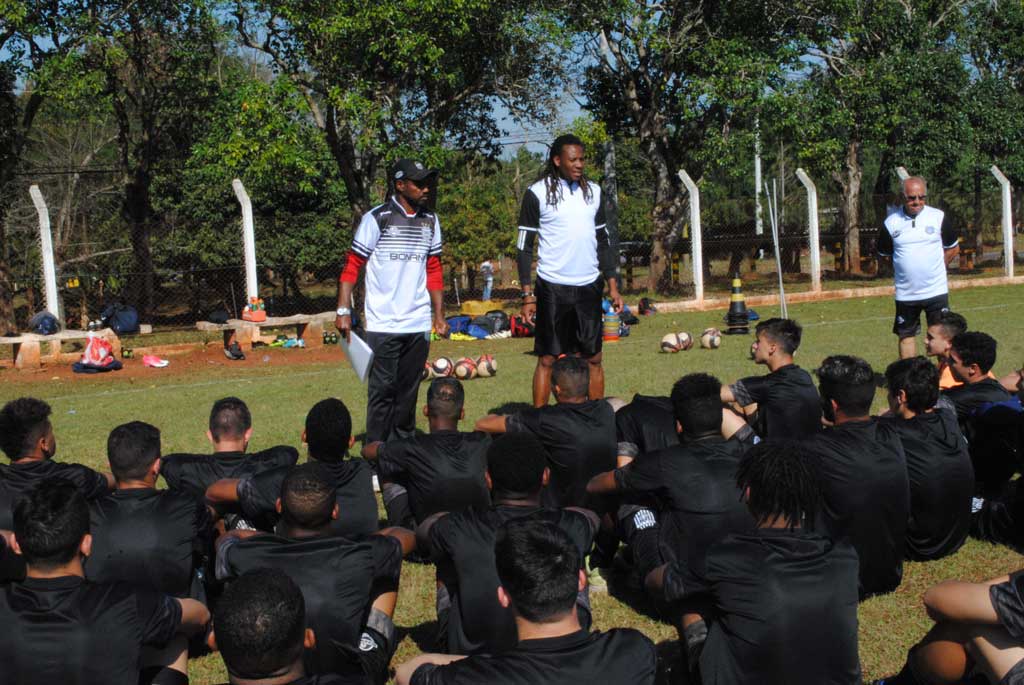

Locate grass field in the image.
[3,284,1024,683]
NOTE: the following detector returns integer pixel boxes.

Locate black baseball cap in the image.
[392,158,438,182]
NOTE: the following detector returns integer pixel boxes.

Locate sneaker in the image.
[224,342,245,361]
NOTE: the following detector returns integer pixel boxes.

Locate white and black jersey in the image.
[878,205,958,301]
[516,178,616,287]
[350,197,443,333]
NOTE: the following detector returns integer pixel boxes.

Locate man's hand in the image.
[608,286,624,313]
[433,315,449,337]
[335,315,352,342]
[521,301,537,323]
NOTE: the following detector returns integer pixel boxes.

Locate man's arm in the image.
[944,244,960,266]
[396,654,467,685]
[205,478,241,506]
[362,441,384,460]
[377,526,416,557]
[720,385,736,404]
[941,216,959,266]
[586,470,619,495]
[474,414,507,433]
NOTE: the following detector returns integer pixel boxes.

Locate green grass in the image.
[3,284,1024,683]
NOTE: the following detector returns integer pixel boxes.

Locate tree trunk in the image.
[836,140,863,274]
[644,141,685,293]
[123,171,155,316]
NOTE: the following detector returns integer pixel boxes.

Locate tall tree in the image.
[573,0,807,291]
[232,0,563,225]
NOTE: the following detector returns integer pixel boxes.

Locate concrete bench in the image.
[196,312,334,350]
[1,329,122,370]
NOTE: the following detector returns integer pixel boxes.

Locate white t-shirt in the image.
[879,205,958,301]
[517,178,606,286]
[351,197,441,333]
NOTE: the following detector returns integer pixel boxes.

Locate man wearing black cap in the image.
[336,159,450,443]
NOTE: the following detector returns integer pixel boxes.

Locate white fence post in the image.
[677,170,703,304]
[991,165,1014,278]
[29,185,61,321]
[896,166,910,182]
[232,179,259,301]
[795,169,822,293]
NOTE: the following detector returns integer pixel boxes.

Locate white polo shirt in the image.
[879,205,958,301]
[517,178,606,286]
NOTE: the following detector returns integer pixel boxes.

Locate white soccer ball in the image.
[700,328,722,349]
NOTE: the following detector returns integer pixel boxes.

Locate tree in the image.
[231,0,564,225]
[573,0,809,291]
[782,0,972,273]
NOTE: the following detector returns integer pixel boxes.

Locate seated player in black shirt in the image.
[396,518,657,685]
[475,356,616,508]
[720,317,822,439]
[647,441,861,685]
[207,398,378,538]
[808,355,910,599]
[362,378,490,528]
[940,332,1014,421]
[587,373,755,592]
[216,462,414,684]
[877,571,1024,685]
[615,393,678,457]
[161,396,298,501]
[882,357,973,561]
[210,568,369,685]
[0,397,112,529]
[86,421,215,600]
[0,477,209,685]
[418,433,598,655]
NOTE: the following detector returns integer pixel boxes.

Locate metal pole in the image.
[754,116,763,235]
[991,165,1014,278]
[29,185,61,321]
[678,170,703,304]
[232,179,259,300]
[765,180,787,318]
[795,168,822,292]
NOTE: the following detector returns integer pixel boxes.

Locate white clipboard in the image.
[339,332,374,383]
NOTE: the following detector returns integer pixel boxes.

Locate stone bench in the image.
[1,329,122,370]
[196,312,334,350]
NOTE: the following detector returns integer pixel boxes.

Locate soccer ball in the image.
[701,328,722,349]
[660,332,683,353]
[454,357,478,380]
[430,357,454,377]
[476,354,497,377]
[677,331,694,351]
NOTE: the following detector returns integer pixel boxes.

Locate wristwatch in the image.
[336,307,351,317]
[520,291,534,300]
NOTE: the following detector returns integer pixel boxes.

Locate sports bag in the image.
[485,310,511,332]
[446,315,472,334]
[509,315,535,338]
[28,311,60,335]
[101,302,140,335]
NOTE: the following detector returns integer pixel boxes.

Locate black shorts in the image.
[534,277,604,357]
[1001,657,1024,685]
[893,294,949,338]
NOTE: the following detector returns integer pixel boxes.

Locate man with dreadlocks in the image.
[517,134,622,407]
[646,441,861,685]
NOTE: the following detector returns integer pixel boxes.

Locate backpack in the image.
[485,310,511,332]
[101,302,140,335]
[28,311,60,335]
[509,315,535,338]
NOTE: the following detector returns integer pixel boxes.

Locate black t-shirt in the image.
[882,410,973,561]
[806,419,910,598]
[0,535,25,582]
[615,394,678,453]
[86,488,214,597]
[375,431,490,523]
[940,378,1013,423]
[217,532,402,675]
[506,400,616,508]
[730,364,822,439]
[160,446,299,498]
[429,504,596,655]
[409,629,656,685]
[614,436,755,573]
[215,676,370,685]
[0,575,181,685]
[0,459,109,529]
[237,459,378,538]
[662,529,861,685]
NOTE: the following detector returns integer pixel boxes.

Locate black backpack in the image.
[101,303,140,335]
[484,310,511,332]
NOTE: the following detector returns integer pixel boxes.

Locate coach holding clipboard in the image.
[336,158,449,443]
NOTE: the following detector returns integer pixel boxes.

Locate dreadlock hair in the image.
[736,440,821,531]
[541,134,591,207]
